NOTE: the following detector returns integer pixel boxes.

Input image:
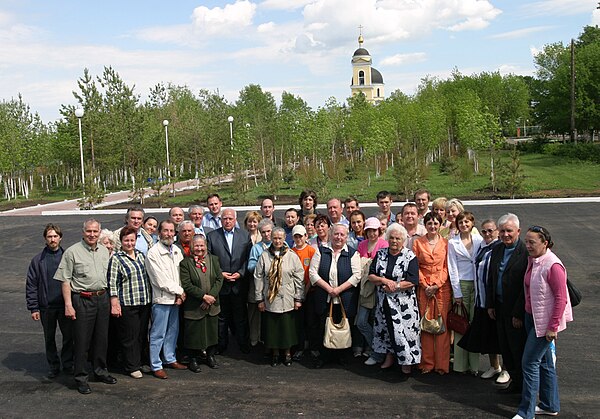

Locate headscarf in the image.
[267,242,288,303]
[194,255,207,273]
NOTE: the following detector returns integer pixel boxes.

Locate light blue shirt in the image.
[136,231,149,256]
[203,213,222,230]
[223,229,234,253]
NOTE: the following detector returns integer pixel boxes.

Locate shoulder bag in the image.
[420,296,446,335]
[323,300,352,349]
[447,301,470,335]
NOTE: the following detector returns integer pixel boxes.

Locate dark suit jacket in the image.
[207,227,252,296]
[486,239,528,319]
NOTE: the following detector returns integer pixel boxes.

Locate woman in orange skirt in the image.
[413,212,451,374]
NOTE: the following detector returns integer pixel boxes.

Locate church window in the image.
[359,71,365,85]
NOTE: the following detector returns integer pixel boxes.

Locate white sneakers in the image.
[535,406,558,416]
[496,370,510,384]
[364,356,378,366]
[130,370,143,379]
[480,366,501,379]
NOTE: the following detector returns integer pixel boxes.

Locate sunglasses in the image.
[529,225,549,241]
[481,228,496,234]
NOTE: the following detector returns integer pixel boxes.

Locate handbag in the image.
[567,278,582,307]
[323,300,352,349]
[447,301,470,335]
[420,296,445,335]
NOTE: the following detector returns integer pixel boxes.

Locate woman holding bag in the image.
[448,211,483,375]
[368,223,420,374]
[412,213,451,375]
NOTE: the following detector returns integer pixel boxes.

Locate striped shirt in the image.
[108,250,151,306]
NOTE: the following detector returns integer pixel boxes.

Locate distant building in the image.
[350,32,384,103]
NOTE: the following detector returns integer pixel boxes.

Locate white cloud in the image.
[191,1,257,36]
[497,63,535,77]
[521,0,598,17]
[530,46,542,57]
[593,9,600,26]
[257,22,276,32]
[298,0,501,49]
[489,26,554,40]
[448,17,491,32]
[259,0,314,11]
[380,52,427,66]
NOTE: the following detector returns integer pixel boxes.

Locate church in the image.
[350,32,384,103]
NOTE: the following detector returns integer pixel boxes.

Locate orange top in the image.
[412,235,449,288]
[292,245,316,286]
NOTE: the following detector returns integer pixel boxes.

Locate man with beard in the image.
[146,220,187,379]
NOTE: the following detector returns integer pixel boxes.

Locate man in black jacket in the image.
[26,224,73,378]
[207,208,253,354]
[486,213,528,394]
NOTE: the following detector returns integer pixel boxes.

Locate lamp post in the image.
[162,119,174,196]
[228,115,234,152]
[75,108,85,197]
[228,116,234,169]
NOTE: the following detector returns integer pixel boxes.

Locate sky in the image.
[0,0,599,123]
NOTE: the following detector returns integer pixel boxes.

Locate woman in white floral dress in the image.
[368,223,421,374]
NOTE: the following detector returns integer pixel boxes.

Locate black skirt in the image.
[458,307,500,354]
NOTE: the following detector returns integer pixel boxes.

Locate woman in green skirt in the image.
[180,234,223,372]
[255,227,305,366]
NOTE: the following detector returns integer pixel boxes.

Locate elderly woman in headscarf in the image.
[179,234,223,372]
[255,227,305,367]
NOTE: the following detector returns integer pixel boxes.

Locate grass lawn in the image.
[2,151,599,210]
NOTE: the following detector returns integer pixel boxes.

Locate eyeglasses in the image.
[481,228,496,234]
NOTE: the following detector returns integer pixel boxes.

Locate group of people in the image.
[25,189,573,419]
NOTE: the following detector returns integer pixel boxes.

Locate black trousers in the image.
[305,291,322,352]
[116,304,151,373]
[495,301,526,387]
[218,292,249,351]
[72,292,110,384]
[40,307,74,372]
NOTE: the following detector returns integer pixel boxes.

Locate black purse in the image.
[567,278,582,307]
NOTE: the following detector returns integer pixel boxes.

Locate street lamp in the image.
[228,116,234,152]
[163,119,174,195]
[75,108,85,197]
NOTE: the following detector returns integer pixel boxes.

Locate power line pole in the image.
[570,39,576,143]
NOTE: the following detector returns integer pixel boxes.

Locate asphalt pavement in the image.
[0,202,597,418]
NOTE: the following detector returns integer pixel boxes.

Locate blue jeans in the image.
[356,306,373,347]
[517,314,560,418]
[149,304,179,371]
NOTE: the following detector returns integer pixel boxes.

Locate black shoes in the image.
[77,383,92,395]
[188,359,201,373]
[271,356,280,367]
[95,374,117,384]
[47,369,60,379]
[206,355,219,369]
[283,355,292,367]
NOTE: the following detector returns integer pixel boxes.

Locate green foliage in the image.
[497,147,524,198]
[77,166,105,210]
[542,142,600,163]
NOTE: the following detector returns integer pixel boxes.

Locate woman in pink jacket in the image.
[513,226,573,419]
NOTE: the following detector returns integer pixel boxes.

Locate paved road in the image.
[0,202,597,418]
